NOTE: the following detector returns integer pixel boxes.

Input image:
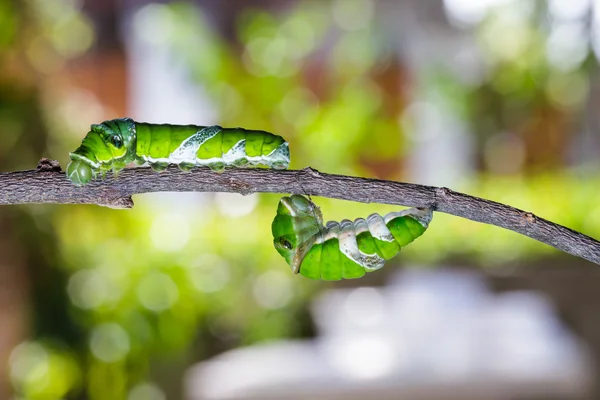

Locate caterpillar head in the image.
[272,195,323,273]
[67,118,137,186]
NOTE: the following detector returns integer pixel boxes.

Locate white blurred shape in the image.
[444,0,489,25]
[343,287,385,327]
[311,287,388,337]
[321,334,400,379]
[483,291,573,377]
[185,341,324,400]
[126,3,216,125]
[185,268,592,399]
[388,269,488,372]
[443,0,513,26]
[388,268,490,316]
[150,212,190,252]
[546,21,588,72]
[549,0,590,20]
[215,193,259,218]
[403,98,474,186]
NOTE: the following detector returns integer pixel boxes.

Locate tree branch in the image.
[2,159,600,265]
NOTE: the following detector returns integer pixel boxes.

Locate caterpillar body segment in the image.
[67,118,290,186]
[272,195,433,280]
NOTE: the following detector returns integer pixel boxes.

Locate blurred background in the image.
[1,0,600,399]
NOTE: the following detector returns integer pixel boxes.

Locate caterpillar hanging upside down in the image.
[272,195,433,280]
[66,118,290,186]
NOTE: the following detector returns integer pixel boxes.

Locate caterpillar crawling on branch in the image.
[66,118,290,186]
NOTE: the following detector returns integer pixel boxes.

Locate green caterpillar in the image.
[272,195,432,280]
[66,118,290,186]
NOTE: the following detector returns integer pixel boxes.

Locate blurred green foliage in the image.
[442,0,595,173]
[158,1,403,178]
[1,1,600,399]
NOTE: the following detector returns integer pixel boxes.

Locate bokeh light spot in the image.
[280,15,315,55]
[133,3,176,46]
[137,272,179,312]
[90,323,130,363]
[10,342,49,389]
[128,382,166,400]
[51,13,95,57]
[252,270,294,309]
[546,71,588,108]
[10,341,80,399]
[189,254,231,293]
[68,269,111,310]
[26,37,65,74]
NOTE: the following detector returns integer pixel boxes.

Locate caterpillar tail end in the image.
[411,208,434,228]
[269,142,290,170]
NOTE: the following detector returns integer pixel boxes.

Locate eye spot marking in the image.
[280,238,293,250]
